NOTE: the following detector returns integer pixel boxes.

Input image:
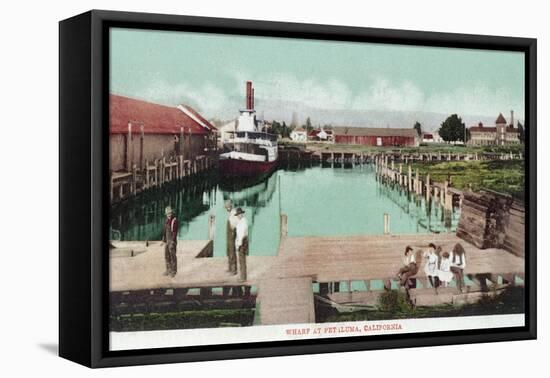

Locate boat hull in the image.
[219,157,278,178]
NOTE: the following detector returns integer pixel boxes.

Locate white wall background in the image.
[0,0,546,375]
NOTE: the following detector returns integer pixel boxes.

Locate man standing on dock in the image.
[225,200,239,275]
[162,206,178,278]
[234,207,249,282]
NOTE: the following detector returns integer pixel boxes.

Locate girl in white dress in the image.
[450,243,467,293]
[424,243,440,290]
[438,252,454,286]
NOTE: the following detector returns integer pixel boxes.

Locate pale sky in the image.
[110,27,525,123]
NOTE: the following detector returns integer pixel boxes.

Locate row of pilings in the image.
[302,149,522,165]
[373,154,461,215]
[110,154,217,204]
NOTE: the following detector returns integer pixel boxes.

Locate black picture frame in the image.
[59,9,537,368]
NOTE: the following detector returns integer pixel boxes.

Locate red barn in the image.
[109,94,217,172]
[332,127,419,147]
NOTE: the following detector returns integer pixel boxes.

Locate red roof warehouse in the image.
[109,94,217,172]
[110,94,214,135]
[331,127,419,147]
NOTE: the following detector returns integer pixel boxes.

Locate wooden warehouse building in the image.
[109,94,217,173]
[331,126,419,147]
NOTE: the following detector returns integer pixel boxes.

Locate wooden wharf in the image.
[110,232,524,326]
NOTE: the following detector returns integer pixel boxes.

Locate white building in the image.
[219,120,237,146]
[290,128,308,142]
[467,112,520,146]
[422,131,443,144]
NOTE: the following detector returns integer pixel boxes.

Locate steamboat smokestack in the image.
[510,110,514,128]
[246,81,254,110]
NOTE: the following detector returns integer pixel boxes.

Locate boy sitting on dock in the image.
[397,246,418,289]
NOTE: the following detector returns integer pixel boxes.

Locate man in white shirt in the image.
[225,200,239,275]
[234,207,249,282]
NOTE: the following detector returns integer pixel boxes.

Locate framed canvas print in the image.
[59,10,536,368]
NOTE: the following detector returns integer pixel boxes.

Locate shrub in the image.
[377,289,412,314]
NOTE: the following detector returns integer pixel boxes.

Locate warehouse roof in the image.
[110,94,216,135]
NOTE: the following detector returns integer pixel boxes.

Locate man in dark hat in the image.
[234,207,248,282]
[162,206,178,278]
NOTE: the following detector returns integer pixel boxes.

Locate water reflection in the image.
[111,164,460,257]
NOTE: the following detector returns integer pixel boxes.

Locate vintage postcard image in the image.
[108,28,526,350]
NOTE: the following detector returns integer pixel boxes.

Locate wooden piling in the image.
[110,173,114,203]
[415,168,420,195]
[426,173,431,203]
[383,213,390,235]
[126,122,133,171]
[208,214,216,240]
[280,214,288,239]
[139,125,144,170]
[131,164,137,195]
[408,165,412,192]
[444,180,452,211]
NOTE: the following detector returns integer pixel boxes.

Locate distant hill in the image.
[247,99,522,132]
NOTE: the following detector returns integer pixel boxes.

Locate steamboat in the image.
[219,81,278,177]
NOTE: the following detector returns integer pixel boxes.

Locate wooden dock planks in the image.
[110,234,525,325]
[274,234,524,283]
[257,277,315,325]
[109,240,276,291]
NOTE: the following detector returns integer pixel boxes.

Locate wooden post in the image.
[444,180,452,211]
[408,165,412,192]
[415,168,420,195]
[280,214,288,239]
[180,126,184,159]
[162,157,166,185]
[208,214,216,240]
[139,124,144,170]
[426,173,431,203]
[383,213,390,235]
[126,122,133,171]
[153,159,158,187]
[145,159,150,188]
[119,181,124,200]
[443,180,448,206]
[110,173,114,203]
[132,164,137,195]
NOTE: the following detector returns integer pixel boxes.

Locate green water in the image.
[110,164,460,257]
